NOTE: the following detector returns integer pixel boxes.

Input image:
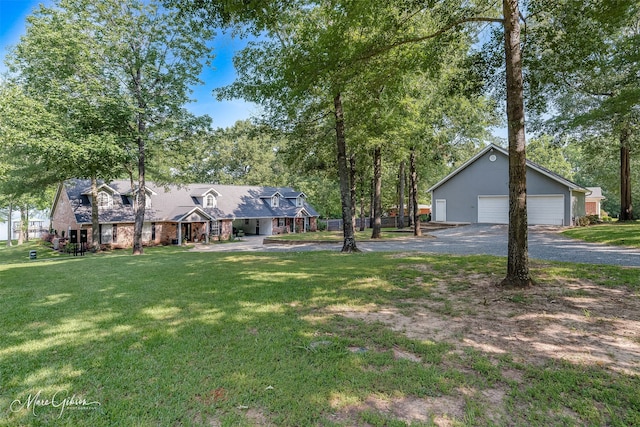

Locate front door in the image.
[182,223,192,241]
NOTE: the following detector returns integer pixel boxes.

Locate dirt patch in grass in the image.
[325,261,640,425]
[337,263,640,374]
[328,394,467,426]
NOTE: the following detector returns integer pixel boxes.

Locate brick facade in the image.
[221,220,232,240]
[160,223,177,245]
[51,190,79,239]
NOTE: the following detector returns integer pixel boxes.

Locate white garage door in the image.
[478,196,509,224]
[528,195,565,225]
[477,195,565,225]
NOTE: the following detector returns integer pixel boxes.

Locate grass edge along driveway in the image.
[1,243,639,426]
[562,221,640,247]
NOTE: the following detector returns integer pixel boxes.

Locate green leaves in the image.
[4,0,216,190]
[526,0,640,129]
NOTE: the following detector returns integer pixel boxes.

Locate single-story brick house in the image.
[427,144,588,226]
[51,179,319,248]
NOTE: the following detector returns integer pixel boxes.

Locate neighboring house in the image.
[0,211,50,241]
[51,179,319,248]
[585,187,606,218]
[427,144,588,226]
[388,204,431,217]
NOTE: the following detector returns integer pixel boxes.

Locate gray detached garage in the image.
[428,144,587,226]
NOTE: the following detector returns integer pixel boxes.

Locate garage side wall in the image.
[572,191,586,220]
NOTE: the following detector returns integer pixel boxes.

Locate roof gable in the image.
[191,187,222,198]
[260,190,283,199]
[586,187,605,200]
[283,191,307,199]
[81,183,117,196]
[123,186,157,197]
[427,144,587,193]
[177,207,214,222]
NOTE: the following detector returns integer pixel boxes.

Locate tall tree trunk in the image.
[133,131,146,255]
[371,146,382,238]
[25,207,30,242]
[500,0,533,287]
[619,124,633,221]
[133,69,146,255]
[398,160,405,229]
[407,173,413,227]
[410,147,422,237]
[334,92,359,252]
[6,202,12,247]
[349,153,357,233]
[359,173,366,232]
[370,178,375,229]
[17,206,25,245]
[90,176,100,251]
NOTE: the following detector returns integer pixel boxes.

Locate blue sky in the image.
[1,1,506,138]
[0,0,258,129]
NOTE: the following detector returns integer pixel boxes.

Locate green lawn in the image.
[1,242,639,426]
[562,221,640,247]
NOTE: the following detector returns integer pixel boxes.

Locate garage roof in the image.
[427,144,588,193]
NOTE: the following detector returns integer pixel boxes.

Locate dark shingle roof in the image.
[63,179,319,224]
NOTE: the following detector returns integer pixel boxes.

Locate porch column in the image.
[177,221,182,246]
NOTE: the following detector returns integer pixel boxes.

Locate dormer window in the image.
[97,191,112,209]
[271,195,279,208]
[127,186,156,209]
[205,194,216,208]
[296,196,304,207]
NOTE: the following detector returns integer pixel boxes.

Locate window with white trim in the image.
[205,194,216,208]
[296,196,304,207]
[97,191,112,209]
[271,195,279,208]
[142,223,152,241]
[210,220,220,236]
[100,224,113,243]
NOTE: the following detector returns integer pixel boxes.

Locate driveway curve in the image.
[192,224,640,267]
[401,224,640,267]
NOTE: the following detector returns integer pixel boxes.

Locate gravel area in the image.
[192,224,640,267]
[411,224,640,267]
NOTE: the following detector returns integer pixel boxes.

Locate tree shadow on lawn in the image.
[1,251,427,425]
[1,251,639,426]
[327,255,640,425]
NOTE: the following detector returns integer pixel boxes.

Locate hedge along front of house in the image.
[50,179,320,248]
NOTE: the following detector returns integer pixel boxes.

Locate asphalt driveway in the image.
[394,224,640,267]
[193,224,640,267]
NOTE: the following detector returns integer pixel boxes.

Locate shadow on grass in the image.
[0,249,639,426]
